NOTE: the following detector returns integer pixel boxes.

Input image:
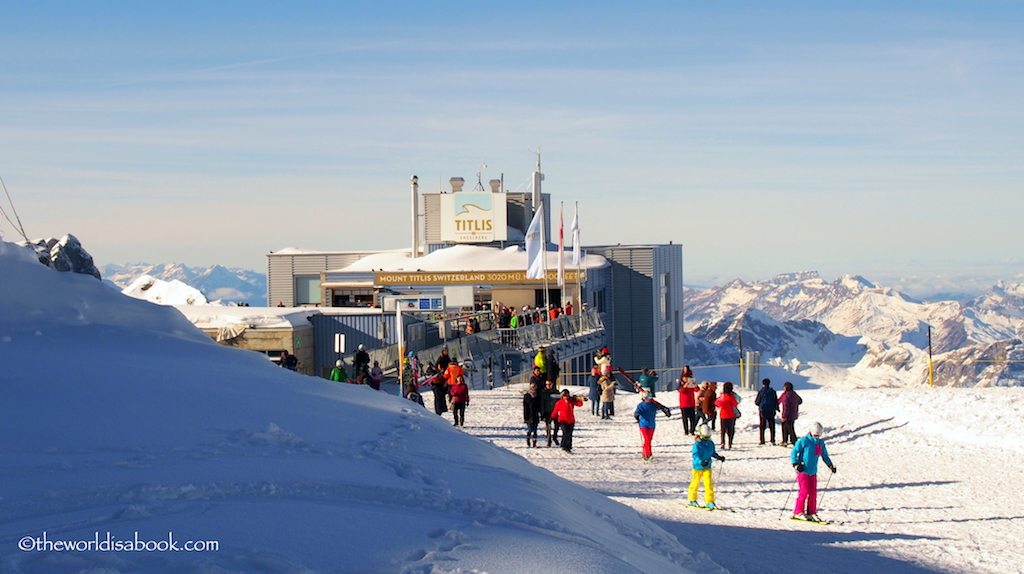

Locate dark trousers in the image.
[759,414,777,444]
[544,419,560,445]
[720,418,735,447]
[682,407,698,434]
[781,420,796,444]
[526,420,539,443]
[452,403,466,426]
[559,422,575,451]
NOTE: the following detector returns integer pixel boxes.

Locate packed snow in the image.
[3,238,1023,574]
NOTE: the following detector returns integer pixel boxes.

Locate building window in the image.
[295,276,321,306]
[660,273,669,319]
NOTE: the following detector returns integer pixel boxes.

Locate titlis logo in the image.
[455,220,493,232]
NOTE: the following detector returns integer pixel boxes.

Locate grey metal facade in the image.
[267,251,385,307]
[585,244,684,389]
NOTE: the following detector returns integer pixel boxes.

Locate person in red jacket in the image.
[550,389,584,453]
[715,382,740,449]
[677,375,700,435]
[448,374,470,428]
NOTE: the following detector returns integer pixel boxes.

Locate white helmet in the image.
[358,344,365,351]
[335,359,343,368]
[697,424,711,438]
[809,421,823,437]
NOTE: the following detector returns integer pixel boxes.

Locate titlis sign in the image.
[439,192,508,243]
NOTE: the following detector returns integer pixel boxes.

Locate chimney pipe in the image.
[410,175,419,259]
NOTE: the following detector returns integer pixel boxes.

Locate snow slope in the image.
[0,240,716,574]
[462,384,1024,574]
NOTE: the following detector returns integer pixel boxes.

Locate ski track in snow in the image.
[458,385,1024,574]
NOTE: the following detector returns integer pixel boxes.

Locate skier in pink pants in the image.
[790,421,836,522]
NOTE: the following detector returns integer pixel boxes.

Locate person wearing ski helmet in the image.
[329,359,348,382]
[688,424,726,509]
[634,391,672,462]
[354,344,370,376]
[790,421,836,521]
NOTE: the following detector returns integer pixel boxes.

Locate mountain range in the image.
[684,272,1024,388]
[101,262,267,306]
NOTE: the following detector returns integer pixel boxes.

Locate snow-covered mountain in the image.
[685,272,1024,388]
[102,262,266,305]
[121,275,210,306]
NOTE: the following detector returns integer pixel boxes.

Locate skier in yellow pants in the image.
[688,424,725,509]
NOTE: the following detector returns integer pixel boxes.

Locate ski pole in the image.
[778,475,797,520]
[816,469,834,511]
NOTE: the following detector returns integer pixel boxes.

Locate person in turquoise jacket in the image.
[688,424,725,509]
[790,421,836,521]
[637,367,659,398]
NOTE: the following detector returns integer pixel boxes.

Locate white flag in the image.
[557,203,565,287]
[525,202,545,280]
[570,205,580,266]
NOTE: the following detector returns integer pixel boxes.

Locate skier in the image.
[550,389,584,453]
[790,421,836,522]
[688,424,726,509]
[777,382,803,446]
[329,359,348,382]
[522,381,544,447]
[677,374,699,435]
[755,378,779,445]
[634,391,672,462]
[715,382,740,449]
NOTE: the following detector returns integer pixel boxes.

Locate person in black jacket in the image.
[429,373,449,416]
[755,378,779,445]
[546,349,560,387]
[522,381,544,447]
[540,378,562,447]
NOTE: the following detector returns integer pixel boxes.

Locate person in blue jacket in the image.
[790,421,836,521]
[634,391,671,462]
[688,424,725,509]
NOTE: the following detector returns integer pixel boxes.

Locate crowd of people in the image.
[325,340,835,522]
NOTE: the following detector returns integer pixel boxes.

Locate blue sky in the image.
[2,1,1022,296]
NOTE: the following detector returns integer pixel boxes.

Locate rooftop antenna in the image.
[473,161,487,191]
[0,174,30,242]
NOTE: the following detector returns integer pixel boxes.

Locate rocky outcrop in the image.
[17,234,101,280]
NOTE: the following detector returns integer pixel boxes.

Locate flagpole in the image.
[541,199,549,315]
[574,201,582,317]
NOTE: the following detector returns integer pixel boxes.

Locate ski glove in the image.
[634,414,641,422]
[715,454,726,462]
[829,465,837,473]
[701,459,710,468]
[661,408,671,417]
[794,462,805,472]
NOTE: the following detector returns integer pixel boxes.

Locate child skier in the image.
[790,421,837,522]
[689,424,726,509]
[634,391,671,462]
